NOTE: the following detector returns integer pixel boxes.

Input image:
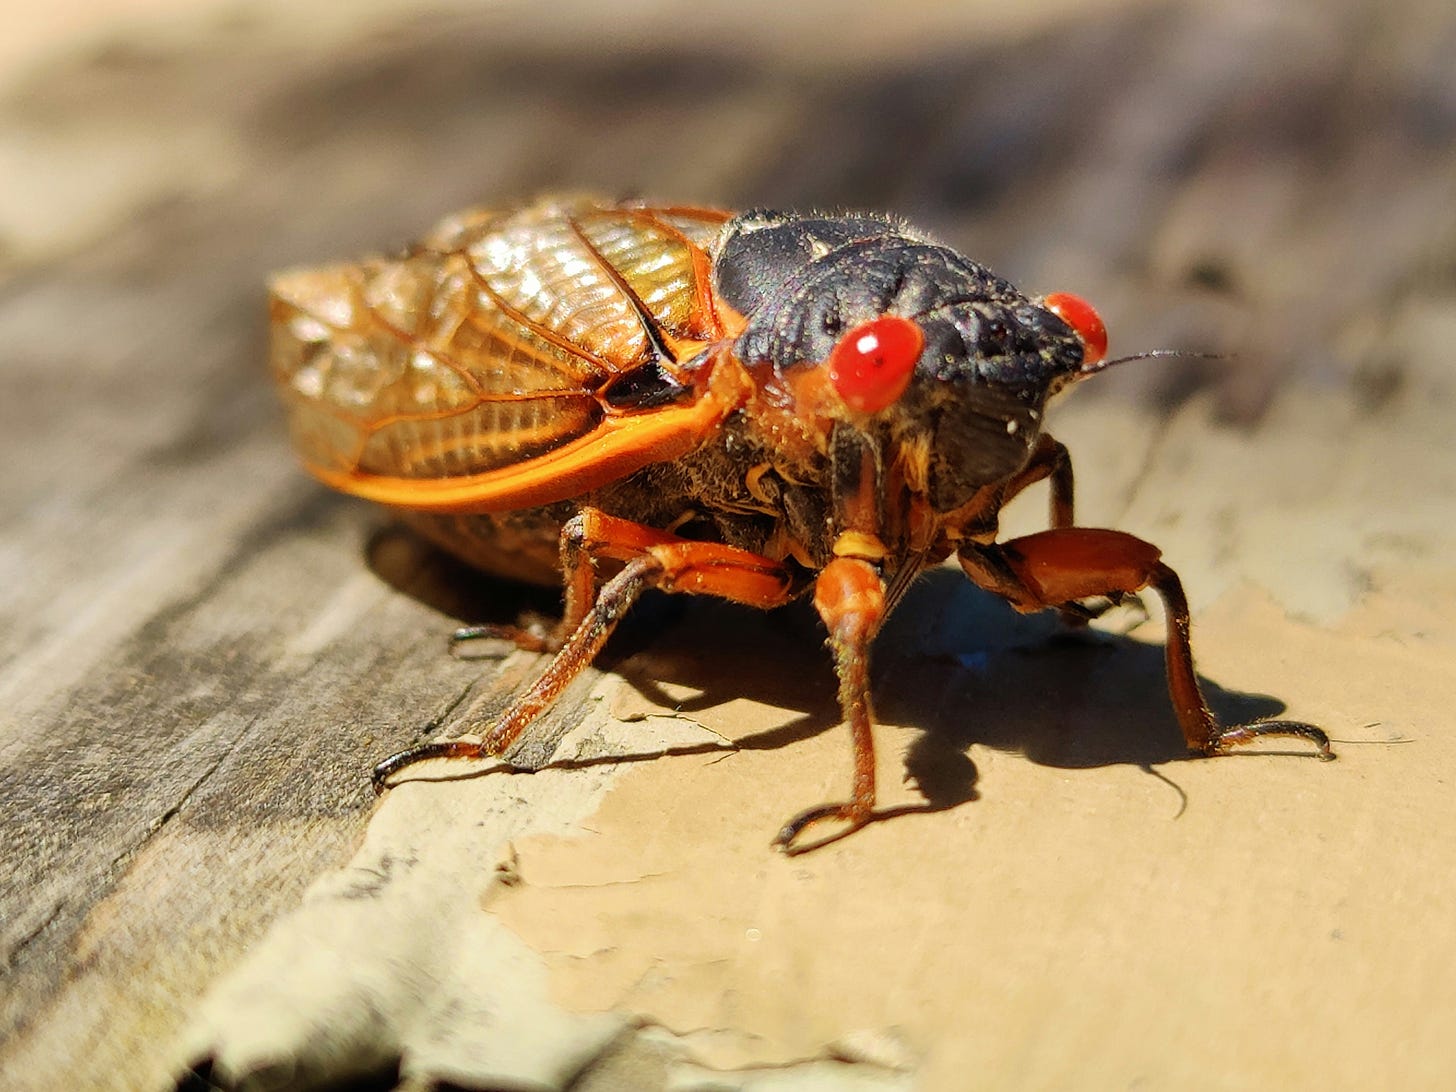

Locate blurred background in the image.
[3,1,1454,1089]
[5,0,1453,557]
[8,0,1456,399]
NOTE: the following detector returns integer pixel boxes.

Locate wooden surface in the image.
[2,2,1454,1089]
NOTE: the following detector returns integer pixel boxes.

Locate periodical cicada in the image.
[269,194,1331,853]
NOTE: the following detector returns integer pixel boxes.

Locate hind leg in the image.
[376,509,797,789]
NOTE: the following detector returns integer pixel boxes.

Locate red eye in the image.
[1043,292,1108,366]
[826,315,923,413]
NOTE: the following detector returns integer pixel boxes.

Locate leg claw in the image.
[772,802,874,855]
[371,739,484,793]
[449,619,558,657]
[1205,719,1335,761]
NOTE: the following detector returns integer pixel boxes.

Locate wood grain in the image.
[2,2,1453,1089]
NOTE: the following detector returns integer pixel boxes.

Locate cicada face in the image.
[715,211,1097,514]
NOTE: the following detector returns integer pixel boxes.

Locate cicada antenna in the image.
[1079,348,1226,378]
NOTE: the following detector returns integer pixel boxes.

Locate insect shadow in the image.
[368,526,1291,818]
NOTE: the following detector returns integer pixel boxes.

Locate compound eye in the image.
[826,315,923,413]
[1043,292,1108,366]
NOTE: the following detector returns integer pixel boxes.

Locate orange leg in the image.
[449,508,671,654]
[375,509,796,790]
[996,434,1074,531]
[773,556,888,854]
[984,435,1093,628]
[959,528,1333,758]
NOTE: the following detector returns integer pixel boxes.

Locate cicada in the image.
[269,195,1330,852]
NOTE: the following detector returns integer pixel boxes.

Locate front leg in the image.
[990,434,1092,629]
[774,556,888,854]
[995,433,1075,531]
[959,528,1333,758]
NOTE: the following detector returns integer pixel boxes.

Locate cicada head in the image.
[716,211,1107,513]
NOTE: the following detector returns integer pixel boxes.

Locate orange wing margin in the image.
[306,388,735,513]
[268,196,737,512]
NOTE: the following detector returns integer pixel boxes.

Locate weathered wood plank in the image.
[2,2,1454,1089]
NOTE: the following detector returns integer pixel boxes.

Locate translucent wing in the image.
[269,196,734,512]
